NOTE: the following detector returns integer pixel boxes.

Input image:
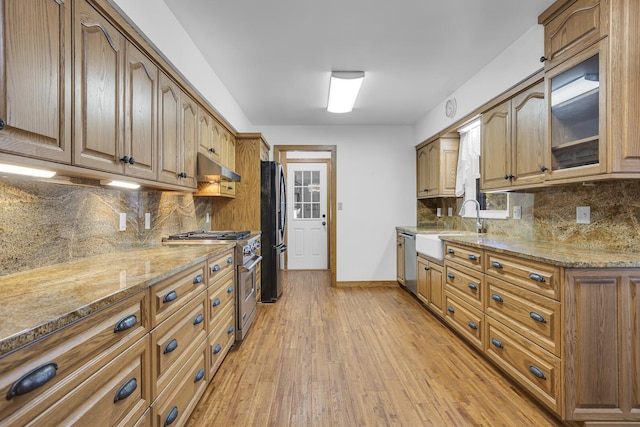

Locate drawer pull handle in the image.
[529,273,545,282]
[194,368,205,383]
[529,312,546,323]
[491,338,504,349]
[227,257,233,264]
[491,261,503,269]
[114,314,137,333]
[114,378,137,402]
[529,365,547,380]
[491,294,504,303]
[213,343,222,354]
[468,254,477,261]
[468,283,478,291]
[447,306,455,314]
[193,274,203,284]
[447,248,455,254]
[193,313,204,325]
[165,406,179,426]
[227,326,234,334]
[212,297,221,307]
[227,286,234,293]
[467,321,478,330]
[447,273,455,280]
[212,265,220,272]
[163,290,178,303]
[164,339,178,354]
[7,362,58,399]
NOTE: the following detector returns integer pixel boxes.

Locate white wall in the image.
[261,126,416,282]
[110,0,255,132]
[413,24,546,143]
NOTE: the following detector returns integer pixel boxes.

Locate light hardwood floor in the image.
[187,271,563,426]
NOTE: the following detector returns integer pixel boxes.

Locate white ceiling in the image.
[162,0,555,127]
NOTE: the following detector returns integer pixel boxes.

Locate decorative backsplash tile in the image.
[0,175,211,276]
[418,180,640,253]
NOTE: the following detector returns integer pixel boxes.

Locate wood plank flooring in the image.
[187,271,563,426]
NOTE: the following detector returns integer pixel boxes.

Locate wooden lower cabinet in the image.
[439,242,640,425]
[207,304,235,382]
[417,255,444,317]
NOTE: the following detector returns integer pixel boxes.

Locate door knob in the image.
[322,221,326,226]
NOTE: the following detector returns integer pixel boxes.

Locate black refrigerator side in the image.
[260,161,287,302]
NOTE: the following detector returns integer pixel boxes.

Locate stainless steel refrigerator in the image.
[260,161,287,302]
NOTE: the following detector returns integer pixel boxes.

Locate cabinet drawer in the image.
[208,271,235,334]
[485,251,560,300]
[541,0,604,69]
[444,243,484,271]
[207,305,235,381]
[133,409,151,427]
[27,336,150,427]
[150,291,208,399]
[486,277,561,357]
[151,262,207,327]
[0,291,148,425]
[208,249,235,286]
[485,318,561,414]
[151,340,208,427]
[443,293,484,350]
[444,263,484,310]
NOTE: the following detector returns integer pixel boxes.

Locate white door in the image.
[287,162,328,270]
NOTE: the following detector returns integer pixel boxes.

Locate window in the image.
[456,119,509,219]
[293,170,321,219]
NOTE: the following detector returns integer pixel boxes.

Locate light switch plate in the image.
[577,206,591,224]
[338,202,343,211]
[436,207,442,217]
[448,207,453,217]
[119,213,127,231]
[513,206,522,220]
[206,213,210,223]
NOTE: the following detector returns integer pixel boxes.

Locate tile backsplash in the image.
[0,175,211,276]
[418,180,640,253]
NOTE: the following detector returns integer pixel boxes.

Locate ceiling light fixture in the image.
[0,163,56,178]
[101,180,141,189]
[327,71,365,113]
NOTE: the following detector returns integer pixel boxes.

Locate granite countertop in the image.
[440,235,640,268]
[0,244,234,356]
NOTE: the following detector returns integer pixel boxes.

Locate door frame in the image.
[273,145,337,287]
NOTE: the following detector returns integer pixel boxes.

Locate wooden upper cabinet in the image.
[73,0,125,173]
[157,71,197,189]
[0,0,71,163]
[198,111,221,163]
[124,43,158,180]
[481,81,547,190]
[416,136,459,198]
[539,0,606,70]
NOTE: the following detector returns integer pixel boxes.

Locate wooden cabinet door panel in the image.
[416,146,429,197]
[511,81,547,187]
[157,71,181,185]
[0,0,71,163]
[73,0,125,173]
[198,110,220,162]
[427,262,444,316]
[417,256,429,305]
[425,142,439,194]
[180,92,198,188]
[124,43,157,180]
[481,100,511,190]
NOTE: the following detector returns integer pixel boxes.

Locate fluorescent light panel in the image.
[551,76,599,107]
[101,180,140,189]
[327,71,364,113]
[0,163,56,178]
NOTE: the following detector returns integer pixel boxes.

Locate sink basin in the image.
[416,233,469,261]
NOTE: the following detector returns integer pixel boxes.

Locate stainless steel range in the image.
[163,230,261,341]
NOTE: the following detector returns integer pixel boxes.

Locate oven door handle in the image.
[239,255,263,272]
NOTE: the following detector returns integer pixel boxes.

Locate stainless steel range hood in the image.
[196,152,241,182]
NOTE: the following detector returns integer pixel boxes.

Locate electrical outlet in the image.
[436,208,442,217]
[448,207,453,217]
[144,212,151,230]
[206,213,210,223]
[513,206,522,220]
[576,206,591,224]
[119,213,127,231]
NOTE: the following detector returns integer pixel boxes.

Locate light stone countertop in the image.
[0,244,234,356]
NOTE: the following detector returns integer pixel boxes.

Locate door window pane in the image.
[292,167,322,219]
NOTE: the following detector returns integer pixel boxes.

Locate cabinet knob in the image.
[193,274,203,284]
[491,293,504,303]
[504,174,514,180]
[163,290,178,303]
[120,155,130,163]
[213,343,222,354]
[529,312,546,323]
[447,272,455,280]
[540,165,548,172]
[424,266,429,271]
[447,306,455,314]
[491,261,503,269]
[529,273,545,283]
[193,313,204,325]
[209,148,216,153]
[540,56,548,63]
[468,283,478,291]
[178,172,187,178]
[0,118,5,130]
[467,321,478,330]
[212,297,221,307]
[128,157,135,165]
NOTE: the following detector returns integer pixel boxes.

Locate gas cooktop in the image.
[164,230,251,241]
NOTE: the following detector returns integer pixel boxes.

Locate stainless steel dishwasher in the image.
[399,231,417,295]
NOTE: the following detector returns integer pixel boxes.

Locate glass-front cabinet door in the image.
[547,42,606,180]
